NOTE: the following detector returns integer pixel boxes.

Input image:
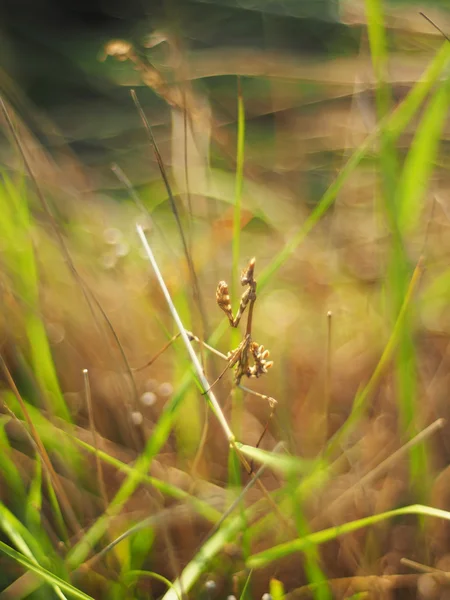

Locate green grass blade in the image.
[0,502,47,565]
[239,569,252,600]
[0,502,68,599]
[67,372,195,569]
[325,257,423,457]
[397,82,449,235]
[0,418,26,501]
[0,540,93,600]
[4,391,74,458]
[72,436,221,523]
[172,289,202,459]
[270,578,286,600]
[365,0,392,118]
[386,40,450,137]
[0,175,70,421]
[123,570,181,599]
[289,480,331,600]
[25,457,43,533]
[247,504,450,568]
[161,510,249,600]
[386,48,449,493]
[45,473,70,543]
[236,443,320,476]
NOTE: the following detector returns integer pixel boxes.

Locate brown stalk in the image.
[83,369,108,511]
[130,89,209,344]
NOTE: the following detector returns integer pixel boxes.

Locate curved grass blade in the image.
[124,570,181,599]
[0,502,68,599]
[397,81,449,236]
[0,540,94,600]
[72,436,222,523]
[161,509,248,600]
[236,443,320,476]
[247,504,450,569]
[0,175,70,421]
[324,255,424,458]
[239,569,252,600]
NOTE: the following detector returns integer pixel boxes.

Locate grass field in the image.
[2,2,450,599]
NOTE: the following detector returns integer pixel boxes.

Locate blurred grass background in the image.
[1,0,450,598]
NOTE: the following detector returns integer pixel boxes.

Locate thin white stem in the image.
[137,225,235,443]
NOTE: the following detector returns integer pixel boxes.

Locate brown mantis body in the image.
[215,257,274,388]
[136,258,277,450]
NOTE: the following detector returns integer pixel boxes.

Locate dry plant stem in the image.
[130,89,209,347]
[0,97,143,442]
[286,573,420,598]
[83,369,108,510]
[137,226,293,533]
[401,557,450,580]
[353,418,445,488]
[182,89,193,225]
[133,335,183,372]
[0,354,80,536]
[111,162,174,260]
[111,163,150,218]
[325,311,332,425]
[312,418,445,532]
[420,12,450,43]
[137,224,234,442]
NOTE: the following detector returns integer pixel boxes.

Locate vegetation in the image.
[1,2,450,598]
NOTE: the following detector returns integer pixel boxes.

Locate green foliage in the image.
[2,4,450,598]
[247,505,450,568]
[0,175,70,421]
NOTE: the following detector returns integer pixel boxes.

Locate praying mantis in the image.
[136,257,277,450]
